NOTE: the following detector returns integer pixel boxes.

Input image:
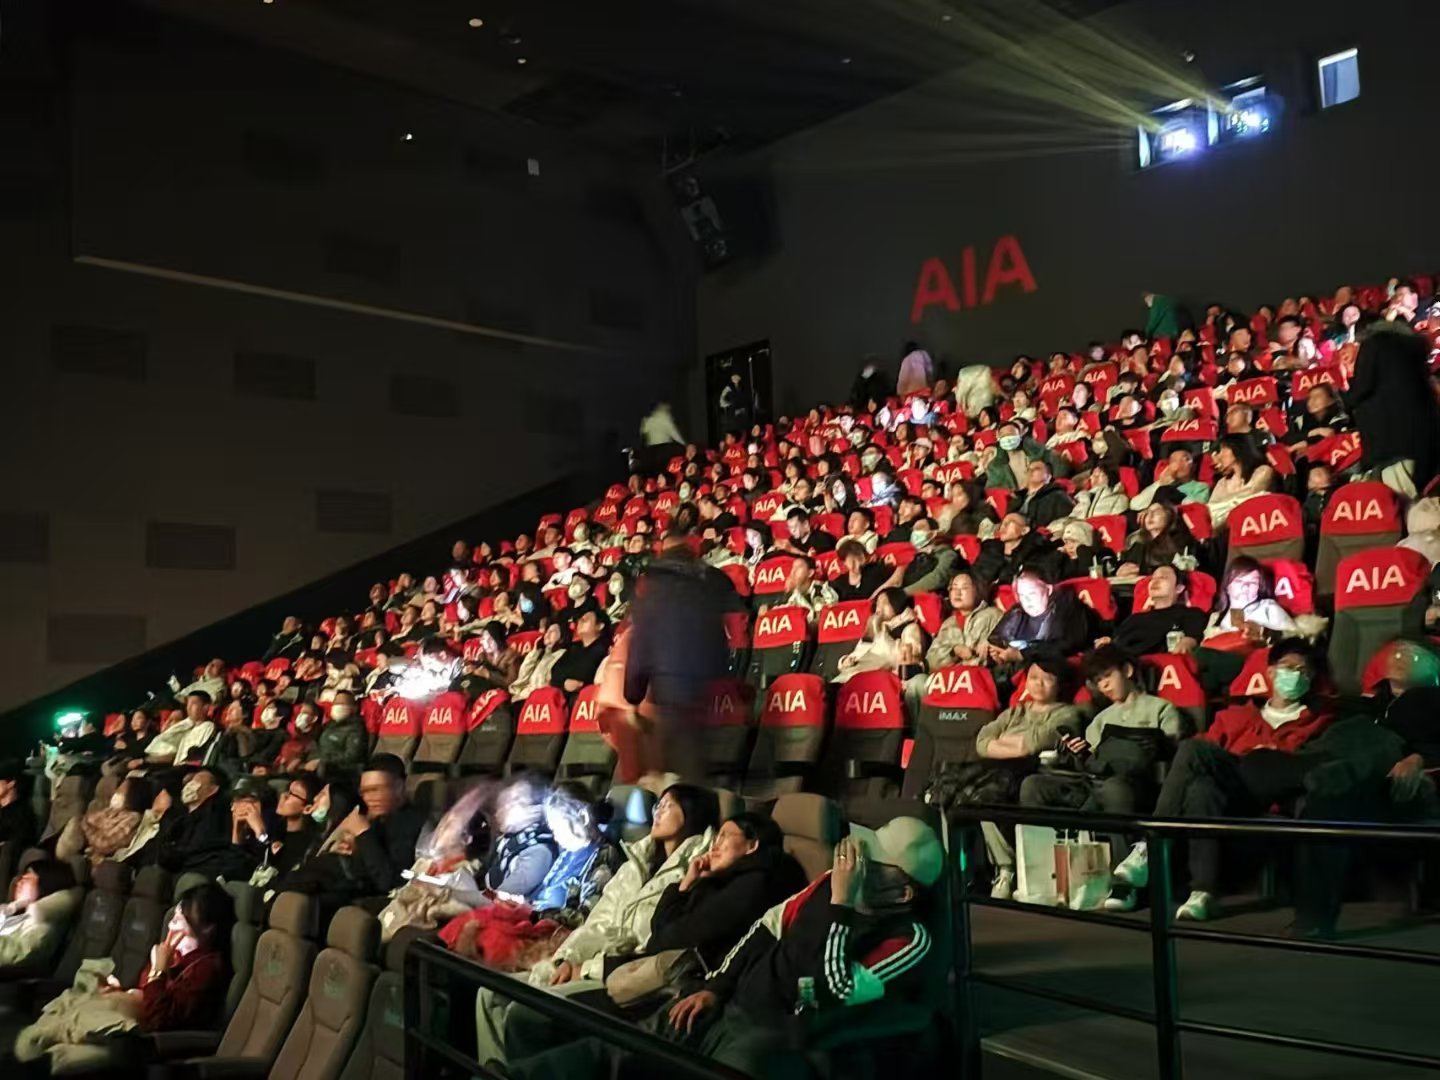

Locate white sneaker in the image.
[1112,842,1149,888]
[990,868,1016,899]
[1175,890,1215,921]
[1102,889,1138,912]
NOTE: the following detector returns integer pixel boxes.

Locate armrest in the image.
[151,1055,271,1080]
[147,1030,223,1059]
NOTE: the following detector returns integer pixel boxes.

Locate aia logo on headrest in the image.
[1238,509,1293,538]
[1238,670,1270,697]
[764,685,814,714]
[1294,368,1337,396]
[1039,375,1072,398]
[932,462,967,486]
[1094,520,1120,547]
[471,689,503,717]
[840,689,891,718]
[710,688,739,717]
[1229,378,1275,404]
[756,610,798,641]
[382,703,411,728]
[1330,497,1386,525]
[653,491,678,513]
[925,667,977,697]
[1170,418,1203,435]
[429,706,455,728]
[752,492,785,518]
[572,695,598,730]
[818,603,864,639]
[1155,664,1187,692]
[1326,432,1362,468]
[754,562,788,591]
[519,703,555,730]
[1343,563,1410,594]
[511,634,540,656]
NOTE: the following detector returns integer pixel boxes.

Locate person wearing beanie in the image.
[1055,518,1114,580]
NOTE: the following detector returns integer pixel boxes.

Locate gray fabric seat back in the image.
[270,906,380,1080]
[111,865,172,987]
[215,892,320,1062]
[222,883,264,1020]
[337,931,416,1080]
[54,859,131,985]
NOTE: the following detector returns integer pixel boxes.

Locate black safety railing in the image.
[950,805,1440,1079]
[403,938,750,1080]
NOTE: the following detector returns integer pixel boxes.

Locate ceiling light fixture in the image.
[941,12,952,20]
[517,57,528,64]
[840,56,852,65]
[402,132,414,141]
[467,17,484,28]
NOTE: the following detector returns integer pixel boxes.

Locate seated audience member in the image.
[529,783,620,917]
[502,812,805,1067]
[15,883,236,1072]
[926,572,1003,670]
[1111,566,1209,656]
[1130,448,1211,511]
[244,774,324,889]
[115,776,184,865]
[1109,640,1332,922]
[550,610,611,695]
[941,480,999,539]
[212,700,259,779]
[170,658,227,705]
[140,691,217,768]
[835,588,927,683]
[508,623,570,701]
[1193,557,1298,692]
[262,616,308,662]
[778,507,837,556]
[0,860,78,970]
[883,495,927,544]
[1116,501,1201,577]
[303,690,367,777]
[971,514,1061,588]
[55,776,152,865]
[0,760,38,850]
[247,700,291,773]
[1021,647,1183,908]
[832,539,891,602]
[108,709,158,772]
[1070,463,1130,521]
[776,555,839,618]
[890,518,958,596]
[1056,520,1114,580]
[1288,384,1350,451]
[985,422,1051,489]
[334,754,427,897]
[466,623,518,688]
[1208,434,1276,529]
[609,820,942,1080]
[274,702,320,772]
[986,569,1089,670]
[1016,460,1076,528]
[972,659,1083,898]
[484,775,559,903]
[471,785,719,1068]
[154,767,243,877]
[845,508,881,555]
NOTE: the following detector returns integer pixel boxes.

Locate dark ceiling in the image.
[136,0,1122,159]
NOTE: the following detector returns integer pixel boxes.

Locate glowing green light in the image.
[53,710,85,729]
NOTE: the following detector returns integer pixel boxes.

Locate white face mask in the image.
[330,705,353,721]
[109,793,126,811]
[181,781,203,807]
[567,580,589,600]
[295,714,314,733]
[261,707,281,730]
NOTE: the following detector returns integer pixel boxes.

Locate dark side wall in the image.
[0,2,694,714]
[695,0,1440,417]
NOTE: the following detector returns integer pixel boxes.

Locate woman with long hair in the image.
[1117,502,1201,577]
[1208,434,1276,529]
[834,587,928,683]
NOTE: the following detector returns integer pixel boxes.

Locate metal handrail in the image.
[402,938,749,1080]
[949,803,1440,1078]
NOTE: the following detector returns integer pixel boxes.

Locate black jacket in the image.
[1016,483,1075,529]
[350,803,426,894]
[989,591,1089,662]
[1346,325,1440,486]
[625,550,734,705]
[850,369,892,411]
[0,798,37,850]
[971,531,1061,588]
[157,796,251,878]
[1113,606,1208,657]
[832,565,891,603]
[262,630,308,663]
[643,846,806,971]
[549,637,609,691]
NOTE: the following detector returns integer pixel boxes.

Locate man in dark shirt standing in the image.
[0,760,37,850]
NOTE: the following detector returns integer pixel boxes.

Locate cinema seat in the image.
[113,866,175,986]
[700,679,754,788]
[902,665,1001,801]
[1328,547,1430,694]
[751,555,794,606]
[769,793,842,882]
[1315,481,1403,598]
[821,671,907,806]
[811,601,870,680]
[747,604,815,687]
[1227,493,1304,566]
[413,691,468,771]
[456,688,515,774]
[372,699,422,763]
[505,687,568,776]
[337,932,414,1080]
[556,685,616,793]
[1141,653,1208,733]
[269,906,379,1080]
[741,673,827,800]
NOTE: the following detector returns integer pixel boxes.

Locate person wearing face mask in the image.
[275,704,320,773]
[550,611,612,696]
[984,422,1053,490]
[15,882,236,1071]
[882,495,927,544]
[245,699,291,775]
[512,583,547,631]
[153,767,235,876]
[892,517,959,597]
[302,690,367,778]
[1109,639,1332,922]
[55,776,152,866]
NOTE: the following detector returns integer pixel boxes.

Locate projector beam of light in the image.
[745,0,1239,174]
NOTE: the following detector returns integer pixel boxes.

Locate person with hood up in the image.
[1055,519,1114,580]
[984,422,1055,490]
[472,783,719,1069]
[896,342,934,397]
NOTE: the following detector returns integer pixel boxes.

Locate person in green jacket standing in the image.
[1144,292,1180,339]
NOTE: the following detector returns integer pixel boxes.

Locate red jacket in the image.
[1201,702,1331,756]
[138,946,227,1032]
